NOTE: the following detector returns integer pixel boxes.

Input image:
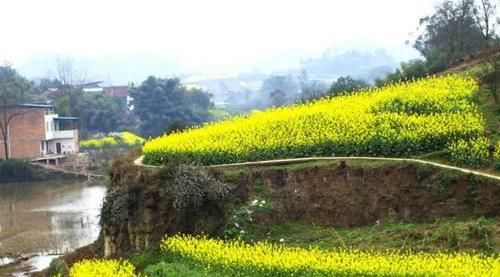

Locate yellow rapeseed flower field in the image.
[68,259,137,277]
[80,131,144,149]
[144,75,483,165]
[161,234,500,277]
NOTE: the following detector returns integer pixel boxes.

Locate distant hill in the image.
[300,49,398,81]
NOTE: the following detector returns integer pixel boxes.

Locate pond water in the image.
[0,179,107,276]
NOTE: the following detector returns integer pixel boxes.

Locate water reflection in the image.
[0,180,107,275]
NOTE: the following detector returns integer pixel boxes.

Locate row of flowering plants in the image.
[159,234,500,277]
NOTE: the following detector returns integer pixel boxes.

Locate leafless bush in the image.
[170,164,232,210]
[101,186,129,225]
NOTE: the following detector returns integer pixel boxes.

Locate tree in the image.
[328,76,369,96]
[414,0,485,72]
[0,65,35,159]
[130,76,213,138]
[484,56,500,103]
[165,119,189,134]
[81,92,124,134]
[52,87,125,136]
[375,59,429,86]
[56,58,87,86]
[298,70,328,101]
[270,89,288,107]
[473,0,498,45]
[260,75,300,107]
[34,78,62,94]
[299,80,328,101]
[480,38,500,103]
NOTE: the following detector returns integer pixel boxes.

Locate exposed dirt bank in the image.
[101,157,499,256]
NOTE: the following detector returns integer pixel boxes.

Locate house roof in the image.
[18,103,54,108]
[40,88,60,98]
[81,81,103,88]
[54,116,79,120]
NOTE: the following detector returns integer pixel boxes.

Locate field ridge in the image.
[133,155,500,181]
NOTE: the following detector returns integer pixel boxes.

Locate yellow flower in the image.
[143,75,483,165]
[69,259,137,277]
[161,234,500,277]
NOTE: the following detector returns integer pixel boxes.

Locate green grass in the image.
[474,87,500,143]
[235,218,499,254]
[455,61,500,142]
[215,159,402,179]
[457,57,500,135]
[128,247,219,277]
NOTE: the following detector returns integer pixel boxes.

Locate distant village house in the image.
[0,104,79,160]
[82,81,132,110]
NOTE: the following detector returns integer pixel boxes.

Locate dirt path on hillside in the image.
[439,46,500,75]
[133,156,500,182]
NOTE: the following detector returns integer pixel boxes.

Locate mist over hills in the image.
[15,43,420,108]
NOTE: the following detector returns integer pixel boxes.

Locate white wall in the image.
[44,114,58,140]
[46,138,78,155]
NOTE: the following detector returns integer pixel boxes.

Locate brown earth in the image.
[247,163,499,227]
[440,45,500,75]
[100,158,499,257]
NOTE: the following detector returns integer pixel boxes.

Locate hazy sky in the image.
[0,0,440,74]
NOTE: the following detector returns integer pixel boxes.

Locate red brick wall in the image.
[104,86,128,97]
[0,108,46,159]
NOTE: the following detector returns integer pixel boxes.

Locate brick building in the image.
[0,104,79,160]
[81,82,132,111]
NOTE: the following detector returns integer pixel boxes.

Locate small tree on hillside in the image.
[473,0,498,46]
[0,64,35,159]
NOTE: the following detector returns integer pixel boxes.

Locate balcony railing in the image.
[45,129,78,140]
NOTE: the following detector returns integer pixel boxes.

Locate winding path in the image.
[134,156,500,182]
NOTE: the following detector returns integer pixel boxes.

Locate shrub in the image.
[144,261,202,277]
[0,159,36,183]
[448,137,491,168]
[48,258,69,277]
[100,186,130,225]
[224,198,273,239]
[169,164,232,210]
